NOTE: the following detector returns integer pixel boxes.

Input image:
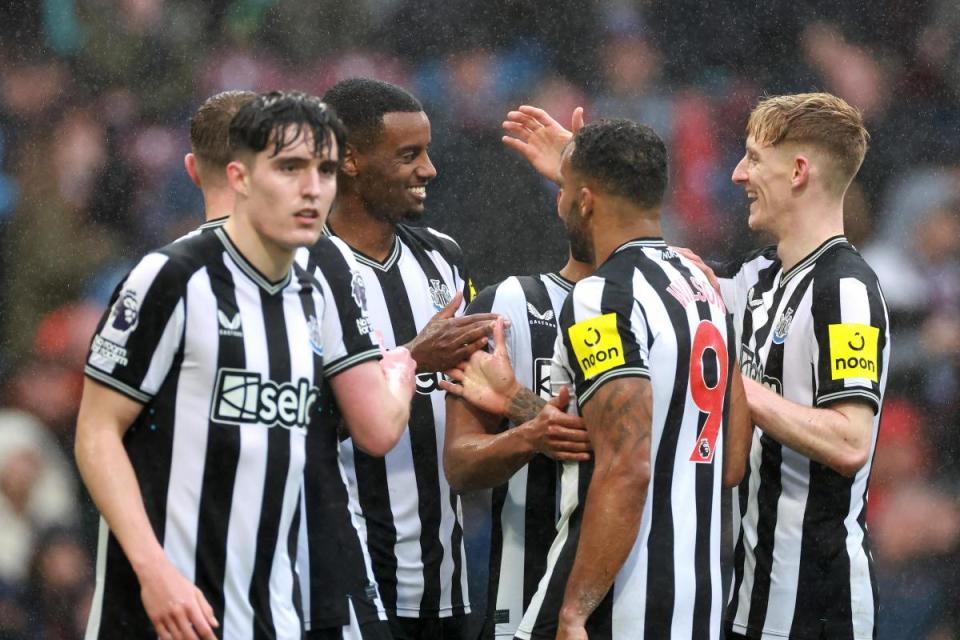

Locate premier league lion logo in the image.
[110,290,140,333]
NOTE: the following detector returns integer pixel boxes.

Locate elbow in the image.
[442,447,474,492]
[351,405,409,457]
[832,447,869,478]
[722,463,746,489]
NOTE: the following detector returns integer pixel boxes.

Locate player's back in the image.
[519,239,734,640]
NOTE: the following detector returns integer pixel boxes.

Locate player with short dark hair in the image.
[77,90,416,640]
[308,77,500,640]
[446,118,750,639]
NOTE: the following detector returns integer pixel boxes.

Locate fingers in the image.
[571,106,585,132]
[444,367,465,384]
[435,290,463,320]
[517,105,562,129]
[491,317,507,355]
[455,336,488,362]
[170,605,201,640]
[196,589,219,632]
[438,379,463,396]
[549,385,570,410]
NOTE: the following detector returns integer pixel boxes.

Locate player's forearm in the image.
[723,370,753,488]
[744,378,868,476]
[445,427,536,491]
[559,460,649,626]
[75,424,166,575]
[505,386,547,424]
[347,387,410,457]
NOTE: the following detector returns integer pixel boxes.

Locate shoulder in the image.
[813,242,881,284]
[398,224,465,263]
[711,244,779,279]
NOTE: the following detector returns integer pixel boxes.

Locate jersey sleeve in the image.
[810,270,889,414]
[306,241,381,378]
[85,253,186,403]
[561,275,649,410]
[465,278,521,365]
[712,246,778,345]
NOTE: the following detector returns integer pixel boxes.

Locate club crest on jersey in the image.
[526,302,556,327]
[307,315,323,356]
[829,323,879,382]
[218,310,243,338]
[568,313,625,380]
[110,290,140,333]
[771,307,794,344]
[210,368,318,433]
[428,278,452,312]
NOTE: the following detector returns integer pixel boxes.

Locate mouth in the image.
[294,208,320,221]
[407,185,427,202]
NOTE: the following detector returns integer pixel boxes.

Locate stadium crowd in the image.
[0,0,959,638]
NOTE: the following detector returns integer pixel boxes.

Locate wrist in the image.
[559,605,586,628]
[501,380,525,416]
[129,543,168,579]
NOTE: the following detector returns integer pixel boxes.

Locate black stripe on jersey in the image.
[516,277,562,609]
[630,254,693,640]
[194,257,245,629]
[249,290,293,640]
[405,243,465,614]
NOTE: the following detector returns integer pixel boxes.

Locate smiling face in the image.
[237,125,340,252]
[353,111,437,223]
[731,135,796,236]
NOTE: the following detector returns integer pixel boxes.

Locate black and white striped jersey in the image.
[517,239,735,640]
[323,222,473,618]
[293,236,390,634]
[716,236,889,640]
[83,226,380,640]
[465,272,573,639]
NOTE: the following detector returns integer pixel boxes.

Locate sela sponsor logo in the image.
[307,315,323,356]
[739,344,782,394]
[428,278,452,312]
[771,307,794,345]
[91,335,129,366]
[217,310,242,338]
[666,276,726,313]
[526,302,556,327]
[210,368,319,432]
[829,323,879,382]
[110,290,140,333]
[568,313,625,380]
[534,357,552,400]
[416,371,451,395]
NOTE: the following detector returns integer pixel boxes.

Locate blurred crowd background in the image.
[1,0,959,638]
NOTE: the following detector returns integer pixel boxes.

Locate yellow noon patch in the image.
[829,323,879,382]
[569,313,625,380]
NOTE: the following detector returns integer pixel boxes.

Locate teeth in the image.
[408,186,426,197]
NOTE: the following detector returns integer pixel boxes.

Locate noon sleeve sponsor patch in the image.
[828,323,879,382]
[568,313,626,380]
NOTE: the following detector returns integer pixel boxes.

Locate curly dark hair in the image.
[570,119,668,209]
[322,78,423,151]
[228,90,346,160]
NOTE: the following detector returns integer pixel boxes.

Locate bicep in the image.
[77,377,146,441]
[580,377,653,472]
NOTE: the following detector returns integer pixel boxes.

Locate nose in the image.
[731,156,748,185]
[301,168,322,198]
[418,152,437,181]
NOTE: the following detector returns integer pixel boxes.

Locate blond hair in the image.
[747,92,869,193]
[190,90,257,170]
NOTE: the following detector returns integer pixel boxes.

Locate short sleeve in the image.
[811,274,888,414]
[85,253,186,403]
[306,240,381,378]
[560,275,649,409]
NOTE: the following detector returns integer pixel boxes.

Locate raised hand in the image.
[502,105,585,183]
[673,247,721,296]
[441,317,522,417]
[524,386,591,462]
[139,556,218,640]
[406,290,500,373]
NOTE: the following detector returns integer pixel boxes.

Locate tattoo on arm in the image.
[506,387,547,424]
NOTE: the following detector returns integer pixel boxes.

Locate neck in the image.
[774,201,845,271]
[558,253,594,283]
[592,207,663,267]
[328,192,397,261]
[201,182,236,222]
[222,213,294,282]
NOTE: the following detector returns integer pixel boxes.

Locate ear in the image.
[184,153,202,188]
[792,154,810,188]
[226,159,250,197]
[340,144,360,178]
[579,187,595,218]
